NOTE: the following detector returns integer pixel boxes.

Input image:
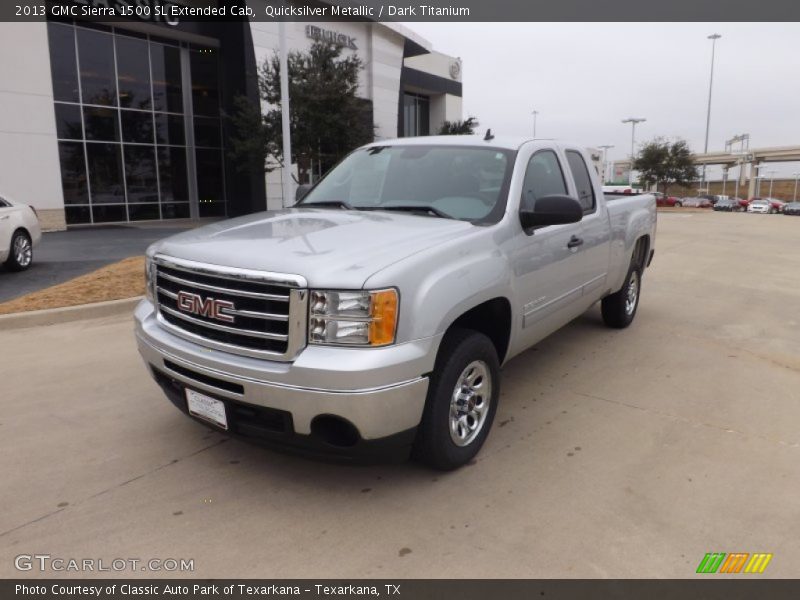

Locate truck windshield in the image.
[298,145,515,222]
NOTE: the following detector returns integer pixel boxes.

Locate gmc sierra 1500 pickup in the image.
[135,136,656,470]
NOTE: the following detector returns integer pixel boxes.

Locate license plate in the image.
[185,389,228,430]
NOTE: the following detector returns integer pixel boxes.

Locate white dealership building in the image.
[0,1,463,229]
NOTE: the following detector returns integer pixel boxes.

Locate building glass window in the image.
[158,147,189,203]
[155,113,185,146]
[403,93,430,137]
[77,28,116,106]
[47,24,79,103]
[151,43,184,113]
[83,106,119,141]
[48,22,225,224]
[121,110,154,144]
[54,103,83,140]
[190,48,221,117]
[115,36,152,110]
[57,142,89,205]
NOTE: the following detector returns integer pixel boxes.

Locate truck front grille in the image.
[153,255,308,361]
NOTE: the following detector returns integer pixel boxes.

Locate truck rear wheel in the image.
[601,262,641,329]
[413,329,500,470]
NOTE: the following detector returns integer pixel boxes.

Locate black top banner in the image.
[5,580,800,600]
[1,0,799,23]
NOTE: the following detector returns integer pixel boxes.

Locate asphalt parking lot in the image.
[0,225,189,303]
[1,211,799,578]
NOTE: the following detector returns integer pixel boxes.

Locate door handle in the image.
[567,235,584,249]
[0,215,9,221]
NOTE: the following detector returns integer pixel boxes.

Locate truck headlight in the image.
[309,289,398,347]
[144,257,156,302]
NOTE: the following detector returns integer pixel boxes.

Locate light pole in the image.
[622,118,646,186]
[756,166,776,197]
[598,144,614,184]
[701,33,722,190]
[531,110,539,138]
[793,172,800,201]
[767,170,776,197]
[278,21,294,208]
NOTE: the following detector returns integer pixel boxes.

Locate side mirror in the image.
[295,183,312,203]
[520,194,583,230]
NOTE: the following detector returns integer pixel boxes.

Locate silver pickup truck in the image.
[135,136,656,469]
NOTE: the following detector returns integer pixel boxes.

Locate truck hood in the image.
[150,208,476,288]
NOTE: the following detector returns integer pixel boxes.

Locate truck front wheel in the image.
[601,262,641,329]
[413,329,500,470]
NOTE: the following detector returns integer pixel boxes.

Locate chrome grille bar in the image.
[159,306,289,341]
[157,271,290,302]
[156,287,289,321]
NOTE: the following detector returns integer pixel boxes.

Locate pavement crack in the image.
[0,438,228,539]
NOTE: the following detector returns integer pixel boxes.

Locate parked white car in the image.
[747,199,774,214]
[0,195,42,271]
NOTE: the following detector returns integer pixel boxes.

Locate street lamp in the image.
[767,170,777,198]
[701,33,722,190]
[756,166,776,197]
[598,144,614,184]
[793,172,800,202]
[531,110,539,138]
[278,21,294,207]
[622,118,646,186]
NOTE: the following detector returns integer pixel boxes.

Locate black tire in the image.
[413,329,500,470]
[674,201,682,207]
[5,230,33,272]
[601,261,642,329]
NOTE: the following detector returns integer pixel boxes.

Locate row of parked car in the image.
[653,192,800,215]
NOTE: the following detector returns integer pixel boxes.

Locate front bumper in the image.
[135,300,437,459]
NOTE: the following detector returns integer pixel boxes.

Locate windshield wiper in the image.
[364,205,455,219]
[299,200,355,210]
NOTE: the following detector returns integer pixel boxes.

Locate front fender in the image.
[362,231,514,345]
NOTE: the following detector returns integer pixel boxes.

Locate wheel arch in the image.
[440,297,512,364]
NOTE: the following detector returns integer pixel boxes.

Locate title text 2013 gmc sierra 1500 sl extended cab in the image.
[135,136,656,470]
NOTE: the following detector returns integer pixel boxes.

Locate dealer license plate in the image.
[185,389,228,430]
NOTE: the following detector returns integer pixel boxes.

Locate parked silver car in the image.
[747,199,774,214]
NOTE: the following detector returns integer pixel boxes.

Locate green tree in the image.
[633,138,698,195]
[438,117,479,135]
[227,42,375,182]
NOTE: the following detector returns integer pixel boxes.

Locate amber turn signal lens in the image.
[369,289,398,346]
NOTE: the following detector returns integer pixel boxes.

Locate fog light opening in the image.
[311,416,360,448]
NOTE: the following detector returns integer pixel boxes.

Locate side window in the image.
[0,198,8,208]
[521,150,567,211]
[566,150,596,213]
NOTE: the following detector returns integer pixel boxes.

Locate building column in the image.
[748,162,760,199]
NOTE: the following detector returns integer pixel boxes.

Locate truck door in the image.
[509,149,587,348]
[564,149,612,308]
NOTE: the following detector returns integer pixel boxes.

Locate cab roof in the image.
[364,135,565,152]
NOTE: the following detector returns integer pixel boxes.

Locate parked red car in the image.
[768,198,786,213]
[655,194,683,207]
[739,197,754,210]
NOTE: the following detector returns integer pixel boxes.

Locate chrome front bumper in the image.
[135,300,436,441]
